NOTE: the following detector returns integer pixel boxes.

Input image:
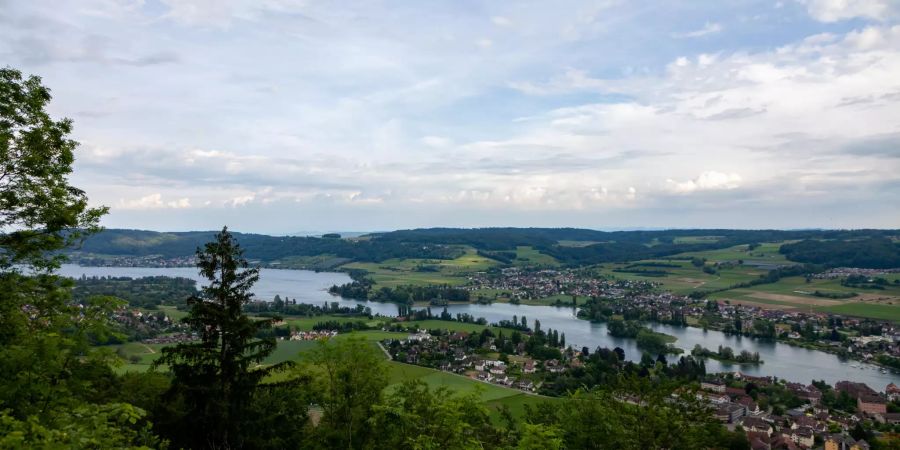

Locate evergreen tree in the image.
[155,227,290,449]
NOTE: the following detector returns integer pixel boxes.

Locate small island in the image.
[607,319,683,355]
[691,344,763,365]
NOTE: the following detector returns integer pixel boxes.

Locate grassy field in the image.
[708,275,900,321]
[512,246,560,267]
[141,305,189,321]
[281,315,386,331]
[673,242,789,266]
[595,259,768,295]
[485,393,564,420]
[109,328,546,416]
[672,235,723,244]
[818,303,900,321]
[342,247,496,287]
[400,319,526,334]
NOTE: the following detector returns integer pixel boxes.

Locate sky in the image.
[2,0,899,234]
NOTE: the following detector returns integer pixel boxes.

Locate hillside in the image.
[71,228,900,268]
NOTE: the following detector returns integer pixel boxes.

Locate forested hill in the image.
[68,229,460,262]
[68,228,900,268]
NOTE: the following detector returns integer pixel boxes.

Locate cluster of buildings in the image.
[287,330,338,341]
[75,254,197,267]
[142,332,195,345]
[384,330,581,393]
[467,268,656,301]
[698,376,897,449]
[111,308,189,341]
[813,268,900,280]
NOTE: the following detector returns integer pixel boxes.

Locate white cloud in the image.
[229,194,256,207]
[5,1,900,230]
[798,0,898,22]
[491,16,512,27]
[117,193,192,209]
[667,172,743,194]
[476,38,494,49]
[421,136,452,148]
[159,0,309,27]
[672,22,723,38]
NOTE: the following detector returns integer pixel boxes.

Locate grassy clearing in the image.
[485,393,563,421]
[556,240,601,247]
[400,319,524,334]
[673,242,788,265]
[140,305,189,321]
[342,247,496,288]
[597,259,767,295]
[513,246,559,267]
[708,275,900,321]
[281,315,385,331]
[673,236,723,244]
[108,329,549,418]
[269,254,352,270]
[818,303,900,322]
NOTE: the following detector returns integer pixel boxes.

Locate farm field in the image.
[512,246,560,267]
[342,247,496,287]
[556,240,601,247]
[281,315,386,331]
[709,276,900,321]
[141,305,189,321]
[818,303,900,322]
[399,319,521,334]
[673,242,789,266]
[672,235,723,244]
[595,259,767,295]
[108,329,543,416]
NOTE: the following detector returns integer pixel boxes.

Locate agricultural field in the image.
[709,276,900,321]
[556,240,601,247]
[141,305,189,321]
[280,315,386,331]
[342,247,496,287]
[512,246,560,267]
[269,254,352,270]
[595,259,767,295]
[672,235,723,244]
[673,242,789,266]
[399,319,525,334]
[108,329,545,416]
[818,303,900,322]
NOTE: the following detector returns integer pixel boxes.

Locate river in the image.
[58,264,899,388]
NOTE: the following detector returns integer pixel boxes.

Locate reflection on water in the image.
[58,264,898,387]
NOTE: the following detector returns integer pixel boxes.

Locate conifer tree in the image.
[156,227,289,449]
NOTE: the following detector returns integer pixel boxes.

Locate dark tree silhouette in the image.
[156,226,290,449]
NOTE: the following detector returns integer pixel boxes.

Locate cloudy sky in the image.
[2,0,899,234]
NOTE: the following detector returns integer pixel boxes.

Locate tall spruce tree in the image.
[156,227,288,449]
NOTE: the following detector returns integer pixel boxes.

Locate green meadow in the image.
[109,328,547,416]
[512,246,560,267]
[342,247,496,287]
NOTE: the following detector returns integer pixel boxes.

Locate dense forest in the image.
[71,227,900,268]
[780,237,900,269]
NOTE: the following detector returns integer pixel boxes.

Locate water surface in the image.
[58,264,898,388]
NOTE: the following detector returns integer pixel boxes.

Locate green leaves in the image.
[0,67,107,272]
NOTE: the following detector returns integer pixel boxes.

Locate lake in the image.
[58,264,899,388]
